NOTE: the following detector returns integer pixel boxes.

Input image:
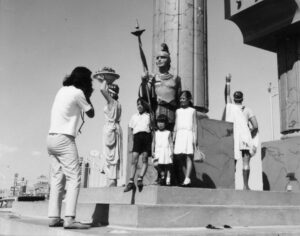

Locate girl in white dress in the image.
[152,114,174,185]
[173,91,198,186]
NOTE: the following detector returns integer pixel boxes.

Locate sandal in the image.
[49,218,64,227]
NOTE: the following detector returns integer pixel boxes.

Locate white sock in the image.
[183,177,191,184]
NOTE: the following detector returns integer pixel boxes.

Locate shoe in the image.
[123,182,136,192]
[159,177,166,186]
[166,177,171,186]
[49,218,64,227]
[63,219,90,229]
[181,178,191,187]
[137,177,143,191]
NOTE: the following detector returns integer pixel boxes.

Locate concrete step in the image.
[78,187,133,204]
[79,186,300,206]
[11,200,300,228]
[3,213,300,236]
[10,187,300,229]
[109,204,300,228]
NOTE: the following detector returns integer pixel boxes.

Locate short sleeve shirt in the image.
[49,86,92,137]
[129,112,150,134]
[242,106,254,122]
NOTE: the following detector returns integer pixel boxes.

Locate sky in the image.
[0,0,279,189]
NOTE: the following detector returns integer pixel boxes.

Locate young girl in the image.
[152,114,173,186]
[173,91,198,186]
[124,98,151,192]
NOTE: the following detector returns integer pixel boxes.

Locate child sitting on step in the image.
[152,114,173,185]
[124,98,152,192]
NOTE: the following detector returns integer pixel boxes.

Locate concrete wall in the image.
[262,137,300,192]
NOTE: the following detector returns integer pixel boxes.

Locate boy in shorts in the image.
[124,98,152,192]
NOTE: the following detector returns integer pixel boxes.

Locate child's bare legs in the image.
[183,155,193,185]
[124,152,139,192]
[139,152,148,178]
[166,164,171,185]
[129,152,139,179]
[153,160,160,184]
[158,165,166,185]
[242,150,251,190]
[136,152,148,190]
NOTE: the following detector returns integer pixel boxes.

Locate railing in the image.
[0,197,15,208]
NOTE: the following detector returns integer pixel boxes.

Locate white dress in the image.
[103,100,123,180]
[225,103,252,160]
[154,130,173,164]
[174,107,195,155]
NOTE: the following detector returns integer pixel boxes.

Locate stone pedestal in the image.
[278,35,300,134]
[126,116,235,189]
[262,137,300,192]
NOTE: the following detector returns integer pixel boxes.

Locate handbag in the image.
[194,146,205,162]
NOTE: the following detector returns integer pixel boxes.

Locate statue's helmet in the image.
[156,43,171,68]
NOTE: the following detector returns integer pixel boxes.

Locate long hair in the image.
[180,90,193,107]
[63,66,93,98]
[137,97,150,113]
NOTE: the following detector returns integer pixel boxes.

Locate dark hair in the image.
[137,97,150,113]
[180,90,193,107]
[108,84,119,100]
[156,114,168,125]
[233,91,243,102]
[63,66,93,98]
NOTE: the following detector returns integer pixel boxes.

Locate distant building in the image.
[33,175,49,197]
[0,189,10,198]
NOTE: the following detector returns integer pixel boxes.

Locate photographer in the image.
[47,66,94,229]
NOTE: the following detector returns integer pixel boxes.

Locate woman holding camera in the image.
[47,66,94,229]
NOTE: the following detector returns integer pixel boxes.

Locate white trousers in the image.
[47,134,81,218]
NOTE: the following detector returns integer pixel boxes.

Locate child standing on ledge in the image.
[124,98,151,192]
[173,90,198,187]
[152,114,173,185]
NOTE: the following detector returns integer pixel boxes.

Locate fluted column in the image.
[277,36,300,135]
[152,0,208,112]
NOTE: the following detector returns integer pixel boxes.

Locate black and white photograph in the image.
[1,0,299,235]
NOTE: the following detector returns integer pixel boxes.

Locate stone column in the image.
[277,35,300,135]
[152,0,208,112]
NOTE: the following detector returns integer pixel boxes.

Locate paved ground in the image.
[2,213,300,236]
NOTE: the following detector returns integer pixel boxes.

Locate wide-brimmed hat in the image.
[92,67,120,79]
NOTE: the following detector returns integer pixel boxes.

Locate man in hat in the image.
[140,43,182,131]
[224,74,258,190]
